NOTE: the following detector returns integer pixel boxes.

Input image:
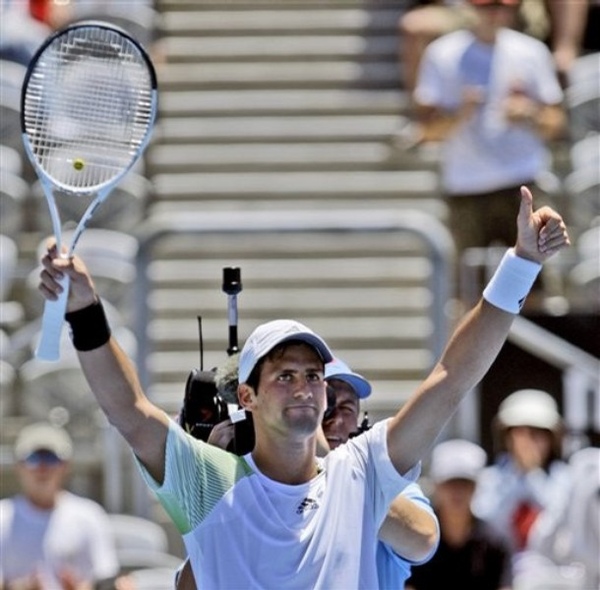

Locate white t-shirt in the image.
[139,418,419,589]
[0,491,120,588]
[415,28,563,195]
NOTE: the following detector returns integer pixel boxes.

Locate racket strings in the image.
[23,26,155,190]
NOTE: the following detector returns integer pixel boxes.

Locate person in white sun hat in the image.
[0,422,120,588]
[472,389,571,569]
[406,439,512,590]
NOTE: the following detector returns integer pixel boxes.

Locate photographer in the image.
[38,187,569,588]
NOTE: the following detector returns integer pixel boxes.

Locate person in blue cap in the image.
[323,357,440,589]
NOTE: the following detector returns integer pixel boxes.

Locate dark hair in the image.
[245,339,325,393]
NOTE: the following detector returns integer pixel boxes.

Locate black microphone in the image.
[222,267,242,356]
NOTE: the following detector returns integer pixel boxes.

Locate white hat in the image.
[429,439,486,483]
[497,389,561,430]
[14,422,73,461]
[325,357,372,399]
[238,319,333,384]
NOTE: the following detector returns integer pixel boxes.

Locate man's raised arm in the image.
[39,244,169,483]
[386,187,570,474]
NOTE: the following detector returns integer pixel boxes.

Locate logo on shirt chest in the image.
[296,497,319,515]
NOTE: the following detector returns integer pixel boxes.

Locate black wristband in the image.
[65,300,111,351]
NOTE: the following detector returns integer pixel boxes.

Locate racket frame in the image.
[21,20,158,361]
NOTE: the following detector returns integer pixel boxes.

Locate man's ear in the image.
[238,383,255,410]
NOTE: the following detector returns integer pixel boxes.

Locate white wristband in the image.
[483,248,542,314]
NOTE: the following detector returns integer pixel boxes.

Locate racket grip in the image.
[35,275,70,361]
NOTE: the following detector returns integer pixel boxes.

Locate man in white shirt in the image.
[37,186,569,588]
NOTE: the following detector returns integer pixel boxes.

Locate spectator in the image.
[397,0,478,96]
[0,422,120,589]
[412,0,566,295]
[36,186,570,587]
[406,439,512,590]
[397,0,554,97]
[547,0,600,86]
[0,0,51,65]
[512,445,600,590]
[472,389,572,562]
[323,357,440,589]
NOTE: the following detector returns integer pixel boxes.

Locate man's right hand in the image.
[38,240,97,313]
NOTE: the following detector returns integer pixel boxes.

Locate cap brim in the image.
[326,372,371,399]
[279,333,333,364]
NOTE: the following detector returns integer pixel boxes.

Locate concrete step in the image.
[147,346,431,388]
[147,198,447,220]
[149,313,431,345]
[157,60,400,91]
[140,218,441,259]
[150,287,430,317]
[158,88,410,117]
[163,34,399,63]
[147,256,431,284]
[150,169,440,201]
[157,0,409,10]
[161,7,406,36]
[154,114,406,143]
[149,141,404,172]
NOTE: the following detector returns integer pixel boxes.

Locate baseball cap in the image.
[497,389,561,430]
[429,439,487,483]
[14,422,73,462]
[325,357,372,399]
[238,319,334,384]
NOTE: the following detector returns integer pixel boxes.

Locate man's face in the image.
[322,379,360,449]
[435,478,477,513]
[247,343,327,437]
[469,0,520,30]
[17,450,69,508]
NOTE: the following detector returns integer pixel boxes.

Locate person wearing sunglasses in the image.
[413,0,566,305]
[0,422,120,589]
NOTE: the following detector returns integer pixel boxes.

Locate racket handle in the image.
[35,275,70,361]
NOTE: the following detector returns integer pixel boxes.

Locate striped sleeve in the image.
[136,419,254,534]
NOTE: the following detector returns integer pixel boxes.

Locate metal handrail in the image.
[124,209,454,515]
[134,208,456,392]
[508,315,599,380]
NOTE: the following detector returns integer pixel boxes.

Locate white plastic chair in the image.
[109,513,170,553]
[0,171,29,238]
[108,514,183,574]
[127,567,181,590]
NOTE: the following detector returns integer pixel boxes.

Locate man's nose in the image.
[293,378,314,399]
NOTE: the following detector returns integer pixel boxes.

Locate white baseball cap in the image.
[325,357,372,399]
[15,422,73,462]
[497,389,561,430]
[238,319,333,384]
[429,439,487,483]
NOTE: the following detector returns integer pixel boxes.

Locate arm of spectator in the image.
[547,0,590,82]
[503,95,566,141]
[414,86,483,142]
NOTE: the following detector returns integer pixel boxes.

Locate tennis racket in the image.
[21,21,158,361]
